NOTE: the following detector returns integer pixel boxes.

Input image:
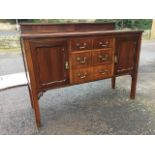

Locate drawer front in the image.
[93,65,113,80]
[92,49,112,66]
[71,68,92,84]
[71,39,92,51]
[93,37,113,49]
[71,52,92,69]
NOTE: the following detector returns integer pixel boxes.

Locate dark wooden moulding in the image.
[20,23,143,127]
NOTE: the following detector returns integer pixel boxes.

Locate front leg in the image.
[31,92,41,127]
[130,74,138,99]
[111,76,116,89]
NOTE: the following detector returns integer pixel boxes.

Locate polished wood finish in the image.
[71,38,92,51]
[93,65,113,80]
[71,68,92,84]
[71,51,92,69]
[29,39,69,90]
[69,36,115,85]
[20,23,143,127]
[115,36,138,75]
[20,23,116,34]
[92,49,112,65]
[93,37,113,49]
[113,34,142,100]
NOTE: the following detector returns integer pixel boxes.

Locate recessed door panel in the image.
[30,39,69,89]
[115,36,137,74]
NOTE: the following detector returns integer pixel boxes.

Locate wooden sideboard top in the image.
[20,22,116,34]
[20,23,143,38]
[21,30,143,38]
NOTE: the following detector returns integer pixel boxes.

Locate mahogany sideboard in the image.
[20,23,143,127]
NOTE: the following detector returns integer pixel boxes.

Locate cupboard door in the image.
[115,36,137,75]
[29,39,69,89]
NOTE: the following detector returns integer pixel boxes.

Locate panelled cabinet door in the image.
[29,39,69,89]
[115,36,138,75]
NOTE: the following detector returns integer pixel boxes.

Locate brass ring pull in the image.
[76,56,87,64]
[77,73,88,79]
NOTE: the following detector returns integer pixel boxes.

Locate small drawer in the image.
[71,52,91,69]
[71,39,92,51]
[92,50,112,66]
[93,65,113,80]
[93,37,113,49]
[71,68,92,84]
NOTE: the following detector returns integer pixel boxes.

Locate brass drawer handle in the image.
[76,43,87,49]
[99,42,109,47]
[101,44,107,47]
[98,55,109,61]
[99,41,109,44]
[76,56,87,64]
[79,46,86,49]
[77,73,88,79]
[99,70,108,75]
